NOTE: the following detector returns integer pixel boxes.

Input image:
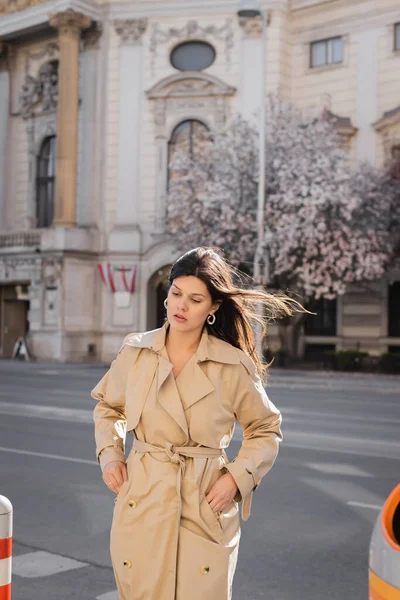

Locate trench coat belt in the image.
[131,438,224,469]
[132,439,225,531]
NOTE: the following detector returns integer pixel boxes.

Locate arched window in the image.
[167,119,209,188]
[36,136,56,228]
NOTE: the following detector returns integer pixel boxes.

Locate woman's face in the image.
[166,276,220,333]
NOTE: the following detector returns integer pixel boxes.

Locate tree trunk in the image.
[277,313,307,359]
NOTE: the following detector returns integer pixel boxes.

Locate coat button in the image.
[123,560,132,569]
[200,565,210,575]
[128,498,137,508]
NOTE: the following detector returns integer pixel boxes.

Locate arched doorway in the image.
[147,265,171,330]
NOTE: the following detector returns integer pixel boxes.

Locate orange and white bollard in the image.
[369,483,400,599]
[0,496,12,600]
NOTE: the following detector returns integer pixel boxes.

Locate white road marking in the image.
[305,462,373,477]
[347,501,382,510]
[0,446,97,465]
[96,592,119,600]
[268,381,399,395]
[51,389,89,396]
[0,401,93,423]
[37,370,61,375]
[13,551,88,578]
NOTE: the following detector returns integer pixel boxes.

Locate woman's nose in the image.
[177,300,188,312]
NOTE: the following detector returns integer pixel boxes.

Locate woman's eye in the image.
[193,300,201,304]
[172,292,179,296]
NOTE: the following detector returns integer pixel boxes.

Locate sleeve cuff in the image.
[98,446,126,471]
[225,461,259,502]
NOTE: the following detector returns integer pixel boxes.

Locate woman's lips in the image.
[174,315,186,322]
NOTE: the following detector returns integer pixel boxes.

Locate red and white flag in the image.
[97,263,116,293]
[97,263,137,294]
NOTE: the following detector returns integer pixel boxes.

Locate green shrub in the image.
[378,353,400,374]
[335,350,369,372]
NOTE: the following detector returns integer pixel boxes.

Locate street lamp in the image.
[237,0,268,354]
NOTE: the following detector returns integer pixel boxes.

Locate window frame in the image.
[304,297,338,337]
[394,23,400,52]
[310,36,344,68]
[388,282,400,338]
[167,119,210,191]
[36,135,56,229]
[170,40,216,72]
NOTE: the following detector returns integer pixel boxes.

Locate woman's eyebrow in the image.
[172,284,205,297]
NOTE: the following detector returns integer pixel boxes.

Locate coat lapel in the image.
[125,351,158,432]
[157,354,189,439]
[122,321,242,434]
[176,360,215,411]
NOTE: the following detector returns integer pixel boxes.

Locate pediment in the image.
[374,106,400,132]
[147,72,236,100]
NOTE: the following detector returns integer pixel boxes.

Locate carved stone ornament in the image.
[0,0,46,15]
[24,42,58,75]
[49,9,92,36]
[20,60,58,118]
[238,16,264,38]
[147,71,236,100]
[42,257,63,286]
[114,19,148,46]
[82,21,103,50]
[147,72,235,137]
[149,19,234,75]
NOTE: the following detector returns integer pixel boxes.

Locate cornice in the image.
[0,0,102,39]
[293,2,400,39]
[109,0,288,20]
[0,0,290,39]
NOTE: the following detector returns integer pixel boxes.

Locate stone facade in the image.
[0,0,399,361]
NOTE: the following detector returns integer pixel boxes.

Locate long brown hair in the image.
[168,247,306,379]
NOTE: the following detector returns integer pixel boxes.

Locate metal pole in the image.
[253,9,267,355]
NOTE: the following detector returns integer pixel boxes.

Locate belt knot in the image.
[165,442,185,468]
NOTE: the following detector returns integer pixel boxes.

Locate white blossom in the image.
[167,96,400,301]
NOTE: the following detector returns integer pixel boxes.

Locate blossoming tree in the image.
[167,98,400,355]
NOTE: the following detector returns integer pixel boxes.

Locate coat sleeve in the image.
[91,343,136,470]
[224,355,282,521]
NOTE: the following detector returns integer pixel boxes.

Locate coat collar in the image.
[123,321,241,366]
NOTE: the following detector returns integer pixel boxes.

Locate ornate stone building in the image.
[0,0,399,361]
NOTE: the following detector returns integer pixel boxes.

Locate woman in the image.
[91,247,302,600]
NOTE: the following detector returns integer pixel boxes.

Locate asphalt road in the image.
[0,360,399,600]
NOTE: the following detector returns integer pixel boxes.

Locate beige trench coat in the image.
[91,322,282,600]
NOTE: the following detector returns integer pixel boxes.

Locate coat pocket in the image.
[176,526,239,600]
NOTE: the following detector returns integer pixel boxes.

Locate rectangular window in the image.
[388,282,400,337]
[304,298,337,336]
[310,37,343,68]
[395,23,400,51]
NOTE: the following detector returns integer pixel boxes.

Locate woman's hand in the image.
[102,460,128,494]
[206,472,238,512]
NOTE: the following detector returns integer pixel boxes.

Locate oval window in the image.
[170,41,216,71]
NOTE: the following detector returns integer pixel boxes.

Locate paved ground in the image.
[0,360,399,599]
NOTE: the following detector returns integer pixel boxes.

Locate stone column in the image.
[49,9,91,227]
[0,44,10,229]
[109,19,147,252]
[76,23,103,227]
[353,29,380,165]
[238,16,266,124]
